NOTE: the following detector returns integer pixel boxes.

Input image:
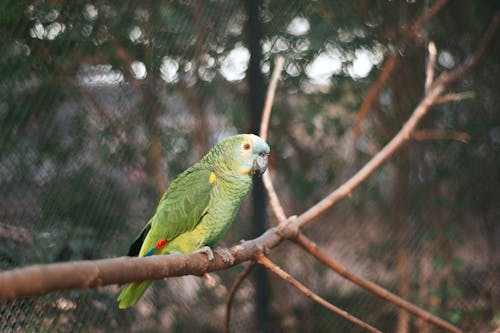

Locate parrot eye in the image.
[243,143,251,151]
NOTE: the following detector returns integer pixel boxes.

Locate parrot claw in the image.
[195,246,215,261]
[231,245,244,258]
[233,244,244,251]
[216,247,234,264]
[203,273,217,287]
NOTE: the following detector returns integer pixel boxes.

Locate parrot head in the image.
[214,134,270,177]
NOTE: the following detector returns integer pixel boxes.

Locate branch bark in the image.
[0,234,281,301]
[352,0,449,140]
[425,41,437,92]
[433,91,475,104]
[260,56,288,225]
[256,253,382,333]
[224,262,256,333]
[412,129,471,143]
[290,11,499,230]
[291,80,445,230]
[292,232,462,333]
[259,56,285,142]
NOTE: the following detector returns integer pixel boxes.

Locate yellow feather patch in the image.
[237,166,250,175]
[209,171,217,184]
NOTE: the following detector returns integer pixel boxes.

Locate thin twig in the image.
[405,0,449,39]
[412,129,470,143]
[434,91,475,104]
[293,81,446,230]
[224,262,256,333]
[262,172,288,224]
[352,0,449,140]
[256,55,343,333]
[259,56,289,224]
[256,253,382,333]
[352,56,396,140]
[292,14,500,230]
[442,11,500,86]
[425,41,437,92]
[292,232,463,333]
[259,56,285,142]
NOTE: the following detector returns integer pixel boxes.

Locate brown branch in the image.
[352,0,449,140]
[443,11,500,86]
[412,129,470,143]
[293,80,446,230]
[434,91,475,104]
[256,253,382,333]
[405,0,449,40]
[292,15,499,230]
[0,232,282,301]
[262,171,288,225]
[292,232,463,333]
[352,56,396,140]
[216,56,286,333]
[425,41,437,92]
[224,262,256,333]
[259,56,288,224]
[259,56,285,142]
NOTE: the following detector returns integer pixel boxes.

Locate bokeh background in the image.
[0,1,499,332]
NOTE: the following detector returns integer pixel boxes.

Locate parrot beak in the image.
[251,152,269,176]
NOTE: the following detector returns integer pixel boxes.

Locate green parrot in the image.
[117,134,270,308]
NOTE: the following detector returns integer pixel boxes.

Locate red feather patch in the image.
[156,238,168,249]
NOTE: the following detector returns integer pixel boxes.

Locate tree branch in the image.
[259,56,285,142]
[352,56,396,140]
[433,91,475,104]
[224,262,256,333]
[442,11,500,86]
[291,14,499,230]
[352,0,449,140]
[412,129,470,143]
[259,56,288,224]
[256,253,382,333]
[292,80,445,230]
[425,41,437,92]
[405,0,448,40]
[292,232,463,333]
[0,230,288,301]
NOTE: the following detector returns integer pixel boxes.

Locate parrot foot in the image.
[230,245,244,258]
[203,273,217,287]
[216,247,234,264]
[195,246,215,261]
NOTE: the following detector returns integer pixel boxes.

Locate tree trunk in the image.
[246,0,272,332]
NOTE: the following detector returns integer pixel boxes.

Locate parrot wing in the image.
[118,165,215,308]
[128,164,215,257]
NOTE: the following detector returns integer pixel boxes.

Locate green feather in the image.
[117,281,151,309]
[117,134,270,308]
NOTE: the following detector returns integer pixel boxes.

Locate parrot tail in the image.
[117,280,152,309]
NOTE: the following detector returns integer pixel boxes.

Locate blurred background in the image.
[0,1,499,332]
